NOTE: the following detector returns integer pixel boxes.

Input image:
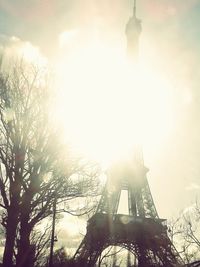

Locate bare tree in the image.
[51,247,69,267]
[168,203,200,264]
[98,246,124,267]
[0,61,99,267]
[30,221,52,267]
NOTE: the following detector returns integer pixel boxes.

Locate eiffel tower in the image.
[73,1,183,266]
[74,152,183,266]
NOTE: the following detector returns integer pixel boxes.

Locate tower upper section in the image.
[125,0,142,61]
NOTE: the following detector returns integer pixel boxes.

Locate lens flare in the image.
[54,39,175,167]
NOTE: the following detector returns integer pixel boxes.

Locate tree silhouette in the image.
[0,61,99,267]
[168,203,200,265]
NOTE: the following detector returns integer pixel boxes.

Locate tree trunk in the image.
[16,225,34,267]
[16,191,35,267]
[2,205,19,267]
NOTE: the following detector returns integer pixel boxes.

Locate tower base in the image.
[74,213,183,267]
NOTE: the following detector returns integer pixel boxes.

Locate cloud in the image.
[0,34,47,66]
[58,30,78,49]
[182,204,195,214]
[55,214,86,251]
[185,182,200,191]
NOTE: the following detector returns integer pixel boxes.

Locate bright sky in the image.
[1,0,200,251]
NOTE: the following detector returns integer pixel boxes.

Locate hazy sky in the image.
[1,0,200,251]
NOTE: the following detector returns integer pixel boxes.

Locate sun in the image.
[54,36,175,168]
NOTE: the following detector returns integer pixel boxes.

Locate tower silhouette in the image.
[125,0,142,62]
[73,1,183,266]
[73,153,183,266]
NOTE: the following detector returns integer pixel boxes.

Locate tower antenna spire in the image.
[126,0,141,61]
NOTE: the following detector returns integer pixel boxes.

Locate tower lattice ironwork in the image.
[73,154,184,267]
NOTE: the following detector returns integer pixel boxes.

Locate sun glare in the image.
[54,37,175,168]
